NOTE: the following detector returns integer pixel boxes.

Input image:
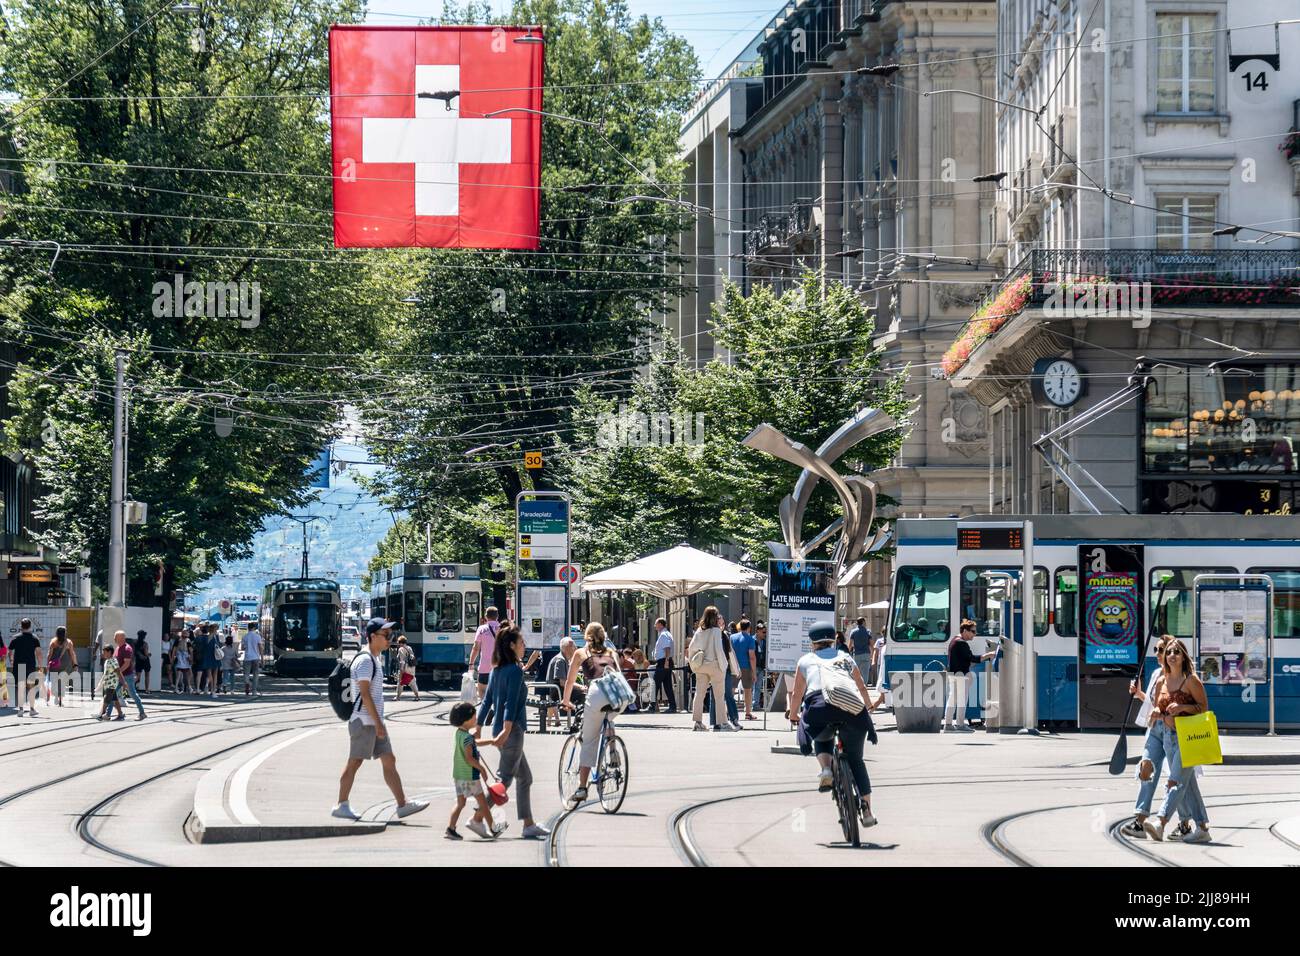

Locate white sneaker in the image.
[817,769,834,792]
[861,808,878,828]
[521,823,550,839]
[395,798,428,819]
[940,724,952,733]
[466,820,492,840]
[1184,828,1211,844]
[331,802,361,821]
[953,725,975,733]
[729,721,743,731]
[714,724,738,732]
[491,820,509,836]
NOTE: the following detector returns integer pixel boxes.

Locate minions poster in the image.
[1078,544,1144,667]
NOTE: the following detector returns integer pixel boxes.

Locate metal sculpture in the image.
[741,406,896,582]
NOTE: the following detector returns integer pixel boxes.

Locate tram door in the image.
[1077,544,1145,729]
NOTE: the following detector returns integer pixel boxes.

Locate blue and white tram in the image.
[369,562,482,686]
[886,514,1300,730]
[260,578,343,677]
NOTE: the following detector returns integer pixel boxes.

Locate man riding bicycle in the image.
[786,621,883,826]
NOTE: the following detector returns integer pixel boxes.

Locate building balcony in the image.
[744,199,819,260]
[941,248,1300,380]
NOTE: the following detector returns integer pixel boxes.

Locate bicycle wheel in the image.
[596,735,629,814]
[558,734,582,802]
[836,755,860,847]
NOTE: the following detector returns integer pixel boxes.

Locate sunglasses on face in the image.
[1166,649,1183,657]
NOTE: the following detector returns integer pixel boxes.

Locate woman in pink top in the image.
[467,607,501,701]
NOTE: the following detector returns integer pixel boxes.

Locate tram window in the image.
[960,567,1048,639]
[464,592,480,632]
[890,567,950,642]
[404,591,422,634]
[1150,568,1235,640]
[1055,568,1078,637]
[425,592,463,633]
[1246,569,1300,639]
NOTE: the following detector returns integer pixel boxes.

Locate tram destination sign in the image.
[516,498,568,561]
[957,526,1023,551]
[766,560,836,673]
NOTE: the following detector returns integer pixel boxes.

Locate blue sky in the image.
[363,0,772,78]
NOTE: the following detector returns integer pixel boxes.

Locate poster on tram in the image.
[766,560,836,673]
[1078,544,1144,669]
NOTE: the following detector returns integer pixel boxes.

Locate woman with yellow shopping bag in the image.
[1141,639,1213,843]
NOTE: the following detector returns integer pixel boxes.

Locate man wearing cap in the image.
[333,618,428,822]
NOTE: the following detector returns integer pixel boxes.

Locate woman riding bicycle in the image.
[561,622,621,808]
[787,621,882,826]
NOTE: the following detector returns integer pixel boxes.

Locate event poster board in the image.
[766,560,836,673]
[517,581,568,649]
[1077,544,1144,671]
[1197,581,1270,684]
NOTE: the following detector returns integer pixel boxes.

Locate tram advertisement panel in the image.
[1077,544,1144,671]
[766,560,836,673]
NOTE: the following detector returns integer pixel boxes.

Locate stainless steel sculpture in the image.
[741,406,896,581]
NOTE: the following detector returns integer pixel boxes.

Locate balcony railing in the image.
[744,199,819,259]
[990,248,1300,310]
[943,248,1300,377]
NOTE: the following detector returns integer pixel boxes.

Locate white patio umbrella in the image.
[582,544,767,657]
[582,543,767,600]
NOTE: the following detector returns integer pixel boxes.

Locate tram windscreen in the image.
[425,592,462,632]
[890,567,950,641]
[275,604,340,651]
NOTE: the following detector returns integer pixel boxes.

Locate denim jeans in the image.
[708,670,739,725]
[751,668,764,709]
[121,674,145,717]
[1158,722,1209,825]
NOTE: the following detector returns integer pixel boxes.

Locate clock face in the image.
[1042,359,1082,407]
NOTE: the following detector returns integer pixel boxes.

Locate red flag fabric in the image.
[329,25,544,249]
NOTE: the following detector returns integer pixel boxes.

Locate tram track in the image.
[986,792,1300,867]
[74,729,290,866]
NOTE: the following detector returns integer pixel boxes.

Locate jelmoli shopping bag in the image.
[1175,710,1223,768]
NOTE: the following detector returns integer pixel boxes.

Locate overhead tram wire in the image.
[1,15,1288,104]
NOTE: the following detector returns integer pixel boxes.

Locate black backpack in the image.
[328,653,376,721]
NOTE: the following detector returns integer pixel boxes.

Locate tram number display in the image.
[957,527,1023,551]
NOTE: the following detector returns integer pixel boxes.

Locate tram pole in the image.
[1019,520,1039,735]
[107,350,127,608]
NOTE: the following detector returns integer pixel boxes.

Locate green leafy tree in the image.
[0,0,392,607]
[359,0,699,568]
[558,275,910,569]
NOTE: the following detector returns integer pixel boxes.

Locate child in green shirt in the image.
[446,702,501,840]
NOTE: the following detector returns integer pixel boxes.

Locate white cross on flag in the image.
[329,26,544,248]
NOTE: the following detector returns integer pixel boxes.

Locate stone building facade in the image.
[948,0,1300,516]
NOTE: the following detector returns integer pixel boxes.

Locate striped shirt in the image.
[349,652,385,726]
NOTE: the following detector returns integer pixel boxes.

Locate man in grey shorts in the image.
[332,618,429,822]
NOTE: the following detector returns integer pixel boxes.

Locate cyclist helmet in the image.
[808,622,837,646]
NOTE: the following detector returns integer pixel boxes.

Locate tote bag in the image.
[1175,710,1223,768]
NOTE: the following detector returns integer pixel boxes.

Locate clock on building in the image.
[1031,357,1084,408]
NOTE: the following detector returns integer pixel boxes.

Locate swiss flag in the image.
[329,25,544,249]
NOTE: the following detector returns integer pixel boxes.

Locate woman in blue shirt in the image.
[479,623,550,840]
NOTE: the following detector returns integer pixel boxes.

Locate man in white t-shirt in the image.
[242,626,263,697]
[332,618,428,822]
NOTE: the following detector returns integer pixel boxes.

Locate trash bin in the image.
[890,668,945,733]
